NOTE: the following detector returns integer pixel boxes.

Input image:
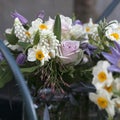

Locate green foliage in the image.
[18,42,32,50]
[0,61,13,88]
[20,65,40,73]
[88,19,114,53]
[33,30,40,45]
[53,14,61,41]
[5,29,19,45]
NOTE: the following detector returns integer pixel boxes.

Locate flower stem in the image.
[107,115,113,120]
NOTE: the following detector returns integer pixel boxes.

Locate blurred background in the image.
[0,0,120,38]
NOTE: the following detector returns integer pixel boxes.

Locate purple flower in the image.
[80,43,97,56]
[102,42,120,72]
[37,10,45,19]
[59,40,83,65]
[16,53,26,65]
[11,11,28,25]
[0,52,4,61]
[73,20,82,25]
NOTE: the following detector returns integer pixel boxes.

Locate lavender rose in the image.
[59,40,83,65]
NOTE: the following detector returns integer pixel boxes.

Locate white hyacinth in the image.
[14,18,29,42]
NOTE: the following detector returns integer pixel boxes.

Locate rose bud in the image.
[58,40,83,65]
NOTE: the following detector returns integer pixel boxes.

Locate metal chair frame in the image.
[0,40,38,120]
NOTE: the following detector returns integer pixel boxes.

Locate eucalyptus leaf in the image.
[53,14,61,41]
[20,66,40,73]
[5,29,19,45]
[33,30,40,45]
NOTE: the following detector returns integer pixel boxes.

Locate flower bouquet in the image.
[0,11,120,120]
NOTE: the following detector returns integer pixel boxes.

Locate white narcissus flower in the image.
[113,97,120,112]
[89,89,115,118]
[92,61,114,90]
[113,77,120,92]
[27,45,50,66]
[83,18,98,35]
[105,20,120,43]
[105,20,119,30]
[70,24,83,39]
[105,29,120,43]
[29,18,43,33]
[28,18,50,43]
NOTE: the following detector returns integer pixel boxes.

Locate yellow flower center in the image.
[110,33,119,40]
[36,50,45,61]
[104,85,113,93]
[98,71,107,82]
[97,97,108,109]
[25,31,31,37]
[86,27,90,32]
[39,24,48,30]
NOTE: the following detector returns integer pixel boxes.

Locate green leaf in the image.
[53,14,61,41]
[20,66,40,73]
[5,29,19,45]
[0,60,7,66]
[33,30,40,45]
[0,67,13,88]
[18,42,32,50]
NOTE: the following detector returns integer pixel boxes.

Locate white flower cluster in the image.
[14,18,28,42]
[45,15,98,41]
[105,20,120,44]
[12,15,98,66]
[89,61,120,118]
[13,17,60,66]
